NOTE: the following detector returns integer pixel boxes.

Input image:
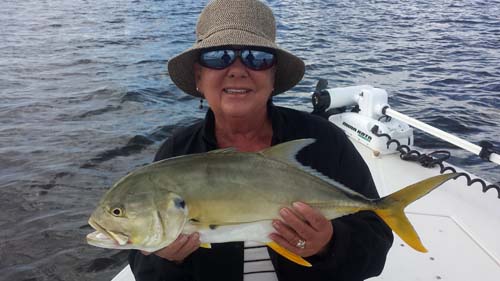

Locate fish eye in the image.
[111,208,123,217]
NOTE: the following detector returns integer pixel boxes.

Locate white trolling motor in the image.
[310,79,500,164]
[311,79,413,156]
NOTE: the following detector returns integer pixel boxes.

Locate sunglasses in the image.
[198,47,276,71]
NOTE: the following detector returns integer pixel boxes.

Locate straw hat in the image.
[167,0,305,97]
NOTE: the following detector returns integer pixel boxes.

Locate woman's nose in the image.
[227,57,249,78]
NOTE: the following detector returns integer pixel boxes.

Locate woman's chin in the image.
[213,92,269,119]
[219,104,258,119]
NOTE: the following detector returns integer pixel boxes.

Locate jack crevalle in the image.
[87,138,457,266]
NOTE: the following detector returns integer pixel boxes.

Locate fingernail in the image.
[192,233,200,240]
[293,202,305,208]
[272,221,280,230]
[280,208,289,216]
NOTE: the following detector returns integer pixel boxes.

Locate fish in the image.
[87,138,457,267]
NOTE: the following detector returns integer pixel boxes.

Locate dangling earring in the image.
[196,87,204,109]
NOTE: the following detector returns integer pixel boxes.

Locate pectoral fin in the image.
[267,241,312,267]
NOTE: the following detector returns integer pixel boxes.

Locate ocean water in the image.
[0,0,499,280]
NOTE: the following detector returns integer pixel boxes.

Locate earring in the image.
[196,87,204,109]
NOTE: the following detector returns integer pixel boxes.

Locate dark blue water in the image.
[1,0,499,280]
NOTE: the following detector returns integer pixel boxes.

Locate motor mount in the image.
[310,80,413,155]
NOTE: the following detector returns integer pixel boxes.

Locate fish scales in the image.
[144,151,369,223]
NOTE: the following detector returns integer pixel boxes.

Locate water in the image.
[1,0,499,280]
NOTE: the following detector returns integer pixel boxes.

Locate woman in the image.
[129,0,393,280]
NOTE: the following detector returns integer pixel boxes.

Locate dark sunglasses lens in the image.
[241,50,275,70]
[200,50,235,69]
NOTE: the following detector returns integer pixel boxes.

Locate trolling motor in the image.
[311,79,332,117]
[310,79,500,164]
[311,79,414,155]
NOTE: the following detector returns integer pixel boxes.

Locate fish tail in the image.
[373,173,458,252]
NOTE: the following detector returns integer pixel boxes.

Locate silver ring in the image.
[296,239,306,249]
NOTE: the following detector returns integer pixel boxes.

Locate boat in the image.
[110,81,500,281]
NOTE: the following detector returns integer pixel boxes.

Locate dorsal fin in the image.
[259,138,315,167]
[261,138,370,200]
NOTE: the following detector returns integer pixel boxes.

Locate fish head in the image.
[87,173,188,252]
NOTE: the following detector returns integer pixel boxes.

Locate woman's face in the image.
[194,56,275,119]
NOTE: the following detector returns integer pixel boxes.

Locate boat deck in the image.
[352,140,500,281]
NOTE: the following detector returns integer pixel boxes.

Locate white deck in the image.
[352,140,500,281]
[111,139,500,281]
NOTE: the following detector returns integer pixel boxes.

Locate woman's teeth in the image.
[224,88,250,94]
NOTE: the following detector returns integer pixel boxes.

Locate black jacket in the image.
[129,104,393,281]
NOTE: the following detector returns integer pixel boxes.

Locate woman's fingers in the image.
[176,232,201,257]
[271,203,333,257]
[279,207,314,240]
[292,202,331,232]
[269,222,302,252]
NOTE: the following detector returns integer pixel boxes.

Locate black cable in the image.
[371,125,500,199]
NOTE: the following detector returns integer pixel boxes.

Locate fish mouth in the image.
[87,218,129,248]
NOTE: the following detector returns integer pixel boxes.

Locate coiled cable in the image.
[371,125,500,199]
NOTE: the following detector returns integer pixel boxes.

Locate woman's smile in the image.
[222,87,252,95]
[223,88,252,94]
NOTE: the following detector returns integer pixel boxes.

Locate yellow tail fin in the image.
[374,173,457,252]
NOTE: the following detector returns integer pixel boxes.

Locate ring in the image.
[296,239,306,249]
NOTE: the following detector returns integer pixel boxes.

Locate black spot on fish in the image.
[209,224,217,230]
[174,198,185,210]
[190,218,200,223]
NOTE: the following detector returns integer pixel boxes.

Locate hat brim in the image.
[168,29,305,97]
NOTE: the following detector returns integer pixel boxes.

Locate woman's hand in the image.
[141,232,201,263]
[270,202,333,257]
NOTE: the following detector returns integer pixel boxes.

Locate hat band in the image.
[197,24,273,43]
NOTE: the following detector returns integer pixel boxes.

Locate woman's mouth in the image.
[223,88,252,94]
